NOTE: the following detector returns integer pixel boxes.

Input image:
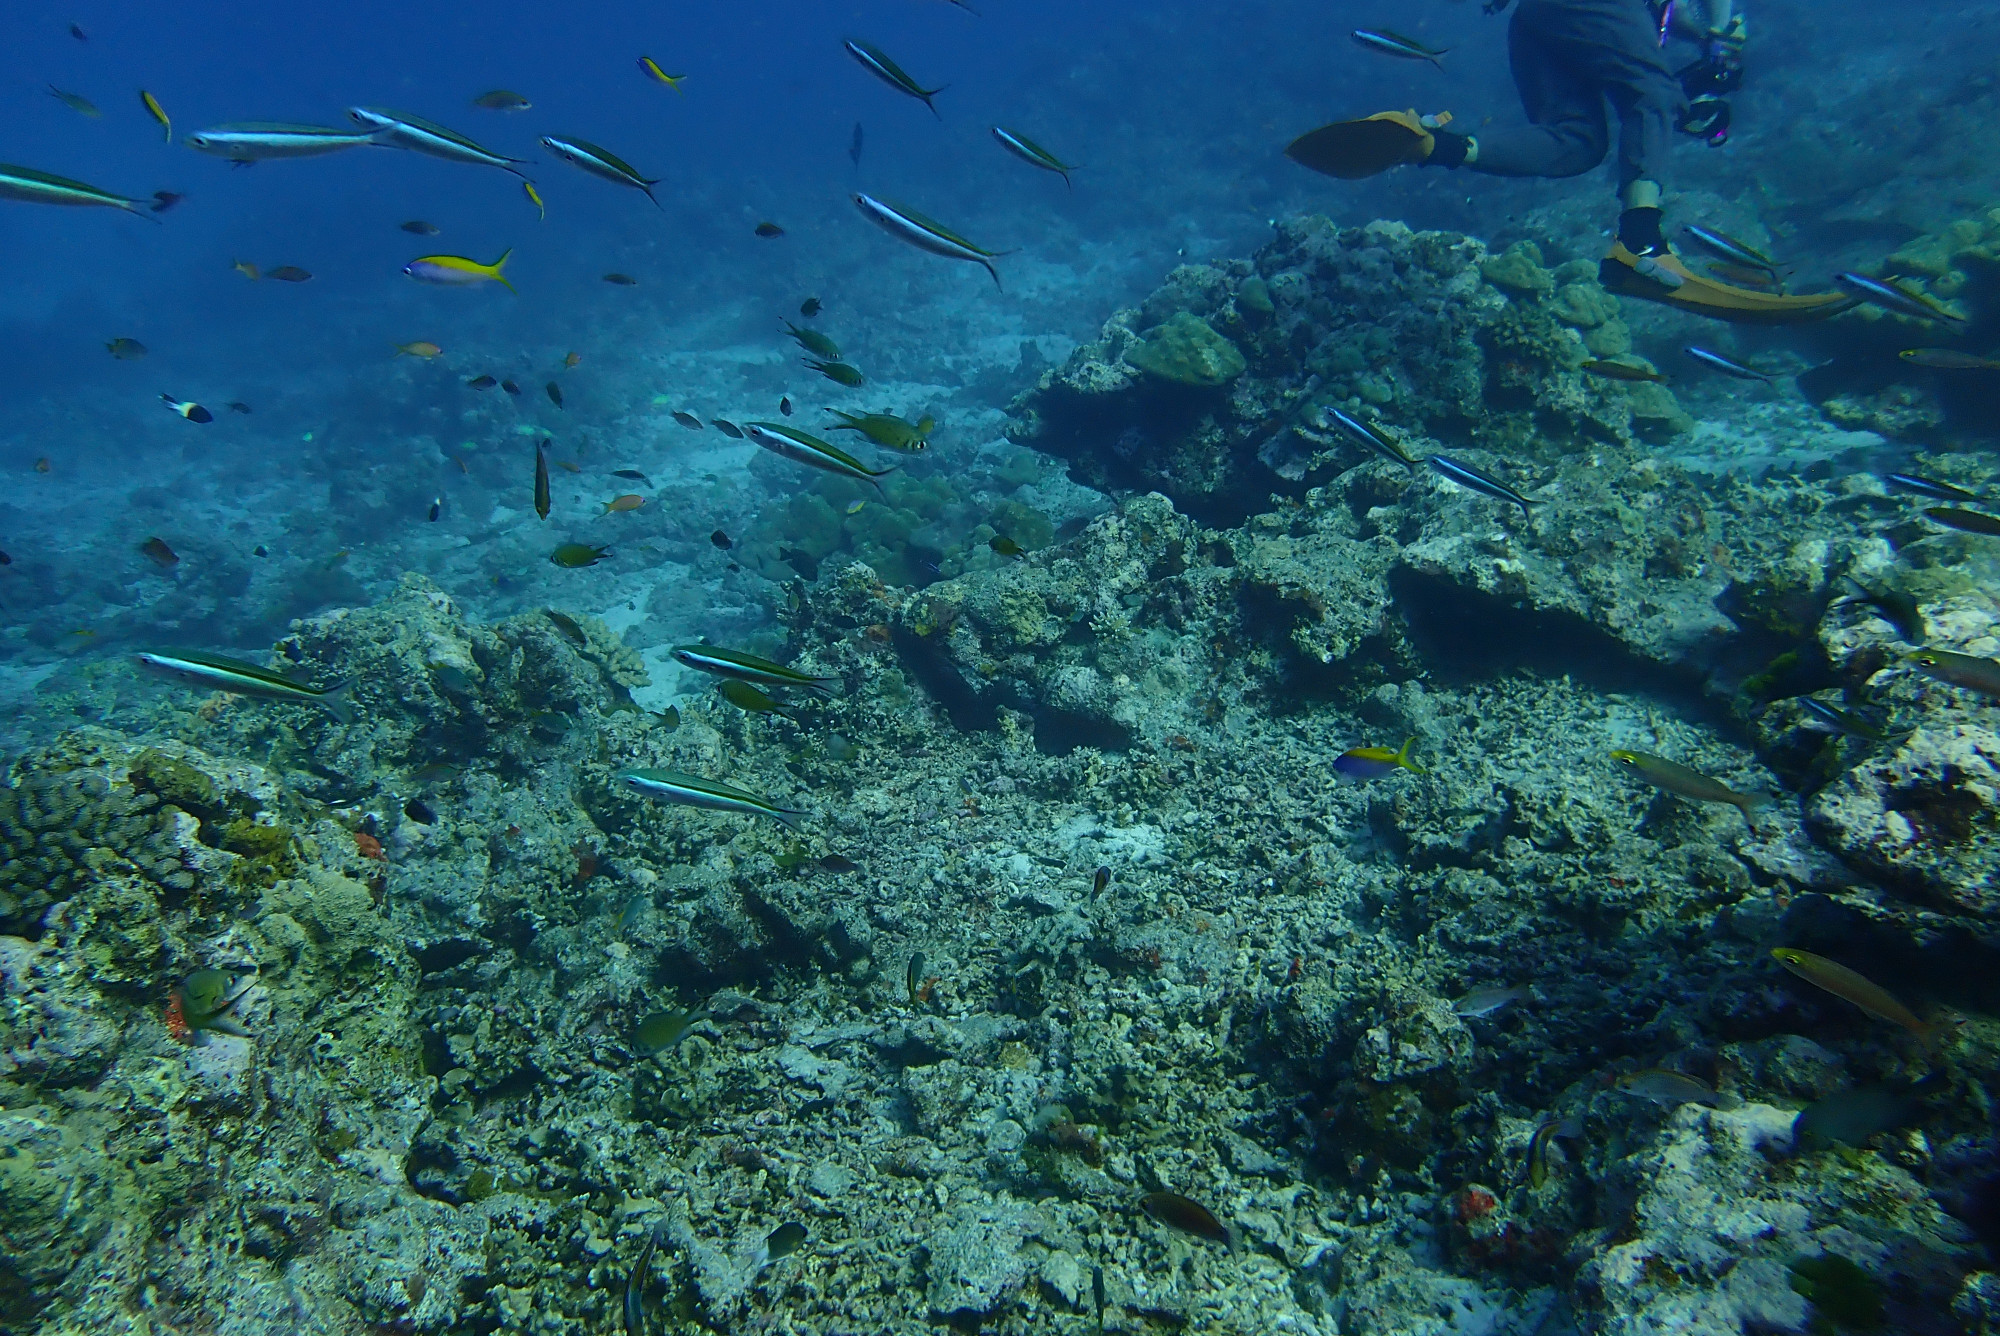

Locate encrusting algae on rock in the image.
[8,193,2000,1336]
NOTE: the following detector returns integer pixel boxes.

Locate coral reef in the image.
[1007,218,1692,525]
[6,214,2000,1336]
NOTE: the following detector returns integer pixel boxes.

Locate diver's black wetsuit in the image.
[1421,0,1740,254]
[1468,0,1687,192]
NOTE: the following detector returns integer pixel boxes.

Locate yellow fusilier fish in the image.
[1770,948,1939,1045]
[637,57,686,92]
[523,180,545,219]
[403,249,514,292]
[1609,750,1769,829]
[140,90,170,142]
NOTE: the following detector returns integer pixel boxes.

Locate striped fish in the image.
[1350,28,1447,69]
[184,122,383,161]
[1684,346,1773,381]
[137,650,353,721]
[1427,454,1538,516]
[618,769,805,829]
[0,162,153,214]
[670,645,840,696]
[743,421,897,495]
[1323,406,1417,473]
[852,194,1006,288]
[991,127,1076,189]
[539,135,661,208]
[1835,272,1966,324]
[1682,224,1783,274]
[347,107,529,175]
[844,38,944,118]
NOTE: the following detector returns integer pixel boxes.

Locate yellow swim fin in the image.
[1285,110,1452,179]
[1597,243,1857,325]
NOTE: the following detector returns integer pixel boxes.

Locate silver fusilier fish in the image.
[617,769,805,829]
[347,107,529,175]
[852,193,1007,288]
[1835,272,1966,324]
[990,127,1076,188]
[669,645,840,696]
[0,162,153,214]
[184,122,383,161]
[1427,454,1537,516]
[1684,346,1774,381]
[743,421,897,496]
[540,136,661,207]
[844,38,945,118]
[137,650,353,721]
[1350,28,1448,68]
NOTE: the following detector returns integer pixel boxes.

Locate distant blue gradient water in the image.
[0,0,1992,473]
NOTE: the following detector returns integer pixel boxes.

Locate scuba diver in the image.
[1287,0,1850,321]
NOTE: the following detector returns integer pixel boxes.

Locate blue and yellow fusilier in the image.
[404,250,515,292]
[637,57,686,92]
[618,769,806,829]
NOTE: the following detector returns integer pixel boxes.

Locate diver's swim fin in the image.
[1598,243,1858,325]
[1286,110,1451,179]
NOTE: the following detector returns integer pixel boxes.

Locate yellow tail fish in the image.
[637,57,685,92]
[140,89,170,142]
[402,249,515,292]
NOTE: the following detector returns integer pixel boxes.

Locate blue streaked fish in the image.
[185,122,383,161]
[539,136,661,207]
[347,107,529,175]
[1427,454,1537,516]
[1835,272,1966,324]
[844,38,944,118]
[743,421,897,496]
[1883,471,1981,502]
[0,162,154,214]
[991,127,1076,188]
[852,193,1006,288]
[671,645,840,696]
[617,769,806,829]
[1682,225,1783,274]
[1323,406,1417,473]
[1797,697,1911,746]
[1685,346,1774,381]
[137,650,353,721]
[1351,28,1448,68]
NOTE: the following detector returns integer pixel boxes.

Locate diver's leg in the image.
[1525,0,1687,251]
[1451,0,1610,178]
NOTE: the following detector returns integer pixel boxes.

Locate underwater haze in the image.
[5,1,2000,1333]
